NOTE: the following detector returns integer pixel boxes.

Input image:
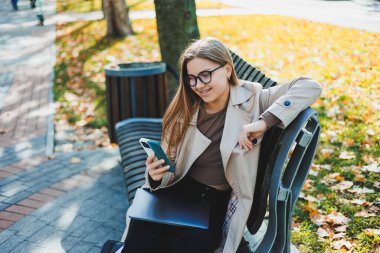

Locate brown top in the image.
[149,106,280,190]
[188,104,231,191]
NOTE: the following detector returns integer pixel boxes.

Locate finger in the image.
[146,153,155,164]
[154,166,170,175]
[244,138,253,149]
[240,137,247,150]
[150,159,166,169]
[243,137,251,147]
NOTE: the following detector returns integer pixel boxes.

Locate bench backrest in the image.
[229,50,278,234]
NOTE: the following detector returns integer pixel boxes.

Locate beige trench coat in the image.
[121,77,322,253]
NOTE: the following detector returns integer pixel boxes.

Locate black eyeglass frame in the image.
[184,62,227,87]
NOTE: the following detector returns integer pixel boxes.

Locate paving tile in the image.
[18,198,45,209]
[0,210,24,222]
[0,229,16,244]
[0,202,11,211]
[56,215,90,232]
[69,220,101,238]
[27,225,60,244]
[5,204,35,215]
[2,190,32,205]
[1,183,29,197]
[8,240,47,253]
[89,245,103,252]
[0,170,13,178]
[34,208,62,223]
[0,234,28,252]
[39,187,66,197]
[0,219,14,229]
[28,192,56,203]
[69,241,94,253]
[0,175,19,187]
[6,214,39,232]
[14,219,46,237]
[23,180,53,195]
[60,235,83,251]
[82,225,112,243]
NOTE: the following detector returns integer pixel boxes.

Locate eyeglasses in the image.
[184,63,227,87]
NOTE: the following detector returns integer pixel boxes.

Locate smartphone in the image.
[139,138,175,173]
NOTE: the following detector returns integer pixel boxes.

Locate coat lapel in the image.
[220,84,254,170]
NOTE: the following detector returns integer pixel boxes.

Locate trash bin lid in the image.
[104,62,166,77]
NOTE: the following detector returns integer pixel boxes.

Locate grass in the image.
[56,0,234,13]
[54,14,380,252]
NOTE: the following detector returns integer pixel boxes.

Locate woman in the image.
[121,37,322,253]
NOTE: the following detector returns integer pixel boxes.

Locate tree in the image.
[103,0,134,38]
[154,0,200,98]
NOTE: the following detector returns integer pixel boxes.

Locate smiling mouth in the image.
[199,88,212,95]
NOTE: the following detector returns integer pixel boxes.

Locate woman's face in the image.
[186,57,231,111]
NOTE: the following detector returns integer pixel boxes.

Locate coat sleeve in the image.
[259,77,322,129]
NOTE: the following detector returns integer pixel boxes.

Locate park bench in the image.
[101,51,321,253]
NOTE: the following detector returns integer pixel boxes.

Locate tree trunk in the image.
[154,0,200,99]
[104,0,134,38]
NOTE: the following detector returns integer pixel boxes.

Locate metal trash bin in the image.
[104,62,168,143]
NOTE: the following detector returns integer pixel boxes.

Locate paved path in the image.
[0,1,129,252]
[0,0,55,155]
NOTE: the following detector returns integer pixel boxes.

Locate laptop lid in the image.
[128,188,209,230]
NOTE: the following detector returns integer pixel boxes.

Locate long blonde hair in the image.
[162,37,239,158]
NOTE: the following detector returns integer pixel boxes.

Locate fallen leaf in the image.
[70,157,82,164]
[320,164,331,171]
[333,232,346,239]
[335,225,347,232]
[343,139,355,147]
[339,151,356,160]
[331,239,353,250]
[321,148,334,158]
[321,172,341,185]
[350,199,367,205]
[354,173,366,183]
[348,187,375,194]
[331,181,353,191]
[318,224,335,240]
[362,163,380,173]
[369,205,380,213]
[326,211,351,225]
[354,210,376,217]
[292,222,301,232]
[310,212,326,226]
[366,129,375,136]
[364,229,380,236]
[320,164,332,171]
[305,195,318,202]
[318,226,331,239]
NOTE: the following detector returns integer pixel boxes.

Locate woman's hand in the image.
[146,153,170,182]
[238,120,268,151]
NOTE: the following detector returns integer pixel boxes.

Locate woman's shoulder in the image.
[237,79,264,93]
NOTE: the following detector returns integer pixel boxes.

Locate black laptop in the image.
[128,188,209,229]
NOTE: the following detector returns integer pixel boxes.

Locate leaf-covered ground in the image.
[54,15,380,252]
[56,0,233,13]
